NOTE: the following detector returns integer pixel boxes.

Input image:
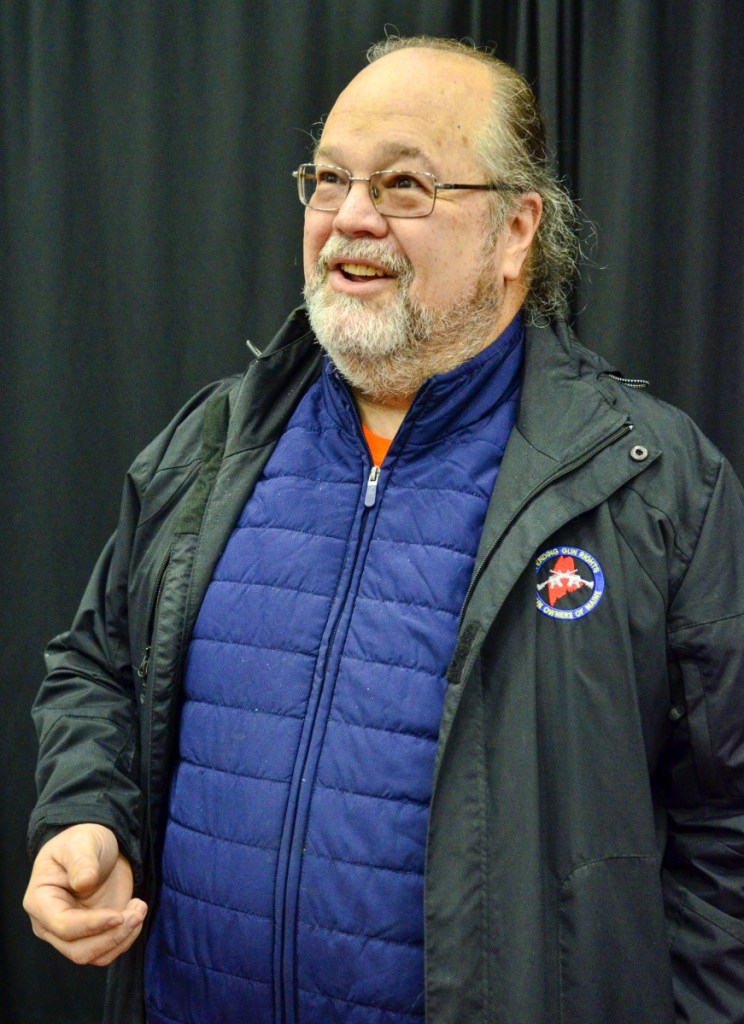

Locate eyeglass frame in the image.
[292,162,521,218]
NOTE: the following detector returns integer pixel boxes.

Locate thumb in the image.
[69,856,100,893]
[62,828,111,894]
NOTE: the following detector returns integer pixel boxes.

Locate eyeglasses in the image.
[293,163,519,219]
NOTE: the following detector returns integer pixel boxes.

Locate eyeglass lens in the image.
[298,165,436,217]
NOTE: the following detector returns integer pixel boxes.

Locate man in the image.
[24,35,744,1024]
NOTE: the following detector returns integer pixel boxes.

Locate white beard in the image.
[304,236,505,403]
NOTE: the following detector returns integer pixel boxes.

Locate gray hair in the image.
[366,36,581,323]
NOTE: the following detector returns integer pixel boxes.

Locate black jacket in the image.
[29,311,744,1023]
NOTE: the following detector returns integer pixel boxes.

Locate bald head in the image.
[318,47,497,184]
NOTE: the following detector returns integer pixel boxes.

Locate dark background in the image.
[2,2,743,1021]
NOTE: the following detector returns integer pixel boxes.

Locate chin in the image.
[305,288,410,362]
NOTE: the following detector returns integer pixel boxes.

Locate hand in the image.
[23,823,148,967]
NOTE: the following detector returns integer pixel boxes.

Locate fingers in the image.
[29,903,123,943]
[34,899,148,967]
[90,907,148,967]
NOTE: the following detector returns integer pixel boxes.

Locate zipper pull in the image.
[364,465,381,508]
[137,645,151,681]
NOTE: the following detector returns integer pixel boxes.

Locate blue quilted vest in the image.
[145,315,524,1024]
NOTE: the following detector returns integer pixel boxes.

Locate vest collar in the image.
[321,313,525,454]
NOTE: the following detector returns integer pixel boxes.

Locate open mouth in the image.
[336,261,395,283]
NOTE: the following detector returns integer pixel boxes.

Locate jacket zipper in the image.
[134,546,172,908]
[459,422,633,625]
[137,548,172,691]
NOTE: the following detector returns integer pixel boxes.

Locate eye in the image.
[315,167,344,185]
[387,172,425,190]
[375,171,435,199]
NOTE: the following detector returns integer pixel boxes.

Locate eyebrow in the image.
[313,142,438,175]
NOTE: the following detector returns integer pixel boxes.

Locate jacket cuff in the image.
[27,812,143,888]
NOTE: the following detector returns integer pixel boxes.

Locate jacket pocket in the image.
[559,855,674,1024]
[664,871,744,1024]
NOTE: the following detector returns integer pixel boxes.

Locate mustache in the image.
[311,237,413,281]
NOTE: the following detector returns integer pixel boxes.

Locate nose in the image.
[331,179,389,238]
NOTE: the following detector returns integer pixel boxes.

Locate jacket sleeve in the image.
[27,476,145,876]
[663,455,744,1023]
[26,379,227,881]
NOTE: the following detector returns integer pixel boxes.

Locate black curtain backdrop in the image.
[2,3,742,1021]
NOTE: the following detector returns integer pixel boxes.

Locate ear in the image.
[500,192,542,282]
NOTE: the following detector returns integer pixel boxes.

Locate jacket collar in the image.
[453,318,658,674]
[223,309,635,478]
[478,319,636,540]
[516,319,627,462]
[223,308,630,454]
[225,306,322,457]
[225,305,528,459]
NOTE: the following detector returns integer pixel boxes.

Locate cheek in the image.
[302,237,316,282]
[408,234,478,305]
[302,244,314,282]
[302,215,328,281]
[419,222,495,301]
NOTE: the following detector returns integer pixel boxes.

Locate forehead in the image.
[316,49,494,174]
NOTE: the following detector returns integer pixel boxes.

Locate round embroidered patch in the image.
[535,546,605,620]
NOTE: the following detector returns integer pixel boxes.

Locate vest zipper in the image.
[364,465,381,507]
[459,422,633,625]
[277,438,381,1024]
[316,437,379,714]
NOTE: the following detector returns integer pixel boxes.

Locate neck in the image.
[351,291,526,439]
[353,391,411,439]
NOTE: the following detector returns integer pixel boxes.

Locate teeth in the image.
[340,263,388,277]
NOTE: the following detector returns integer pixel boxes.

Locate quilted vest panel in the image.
[144,316,524,1024]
